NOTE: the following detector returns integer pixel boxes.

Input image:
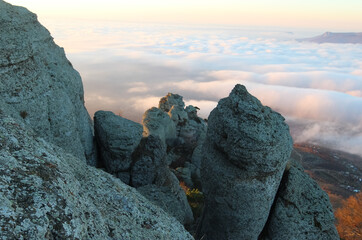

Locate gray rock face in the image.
[0,101,193,240]
[0,1,95,165]
[198,84,293,240]
[94,110,143,175]
[138,168,194,225]
[156,93,207,189]
[142,107,177,144]
[263,160,339,240]
[130,135,166,187]
[159,93,185,112]
[131,135,194,225]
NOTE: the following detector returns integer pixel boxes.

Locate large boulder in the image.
[130,135,166,187]
[138,167,194,226]
[94,111,143,178]
[0,1,95,165]
[131,135,194,225]
[198,84,293,240]
[0,101,193,240]
[263,159,339,240]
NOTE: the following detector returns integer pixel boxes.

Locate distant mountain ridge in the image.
[298,32,362,44]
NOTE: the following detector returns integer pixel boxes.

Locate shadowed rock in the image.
[94,110,143,178]
[130,135,166,187]
[198,84,293,240]
[0,100,193,240]
[263,159,339,240]
[131,135,194,225]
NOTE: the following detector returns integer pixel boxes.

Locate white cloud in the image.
[49,20,362,156]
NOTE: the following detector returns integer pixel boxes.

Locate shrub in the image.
[335,192,362,240]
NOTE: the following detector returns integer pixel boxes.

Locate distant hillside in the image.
[298,32,362,44]
[292,143,362,209]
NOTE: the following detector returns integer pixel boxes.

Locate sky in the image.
[5,0,362,156]
[6,0,362,31]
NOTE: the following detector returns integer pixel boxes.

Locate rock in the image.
[159,93,185,112]
[175,162,194,188]
[0,1,95,165]
[263,159,339,240]
[130,134,194,225]
[142,107,176,144]
[156,93,207,172]
[0,101,193,240]
[138,167,194,225]
[94,110,143,175]
[198,84,293,240]
[130,135,166,187]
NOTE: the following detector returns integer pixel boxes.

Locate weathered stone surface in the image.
[0,1,95,165]
[157,93,207,179]
[130,134,194,225]
[138,167,194,225]
[198,84,293,240]
[142,107,176,144]
[263,159,339,240]
[130,135,166,187]
[0,101,193,240]
[159,93,185,112]
[94,110,143,174]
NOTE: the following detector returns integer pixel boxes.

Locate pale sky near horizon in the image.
[5,0,362,31]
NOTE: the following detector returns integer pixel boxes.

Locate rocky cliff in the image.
[0,1,192,239]
[0,0,95,165]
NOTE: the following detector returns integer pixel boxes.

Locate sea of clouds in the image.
[43,20,362,156]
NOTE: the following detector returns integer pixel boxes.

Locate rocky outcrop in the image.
[93,109,194,225]
[198,84,293,240]
[156,93,207,188]
[142,107,177,144]
[0,1,95,165]
[138,167,194,225]
[0,101,193,240]
[130,135,166,187]
[94,110,143,181]
[131,135,194,225]
[263,159,339,240]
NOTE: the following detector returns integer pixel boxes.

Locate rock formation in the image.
[0,2,192,239]
[0,1,340,239]
[0,0,96,165]
[198,84,293,239]
[156,93,207,189]
[94,110,143,183]
[94,110,194,225]
[0,101,192,239]
[263,159,339,240]
[131,134,194,225]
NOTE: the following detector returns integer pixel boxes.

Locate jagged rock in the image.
[0,1,95,165]
[157,93,207,172]
[138,167,194,225]
[0,101,193,240]
[130,135,166,187]
[142,107,177,144]
[175,163,194,188]
[159,93,185,112]
[130,135,194,225]
[94,110,143,175]
[198,84,293,240]
[263,159,339,240]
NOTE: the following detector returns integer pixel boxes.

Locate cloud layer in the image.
[45,20,362,156]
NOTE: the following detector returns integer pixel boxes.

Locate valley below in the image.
[293,143,362,209]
